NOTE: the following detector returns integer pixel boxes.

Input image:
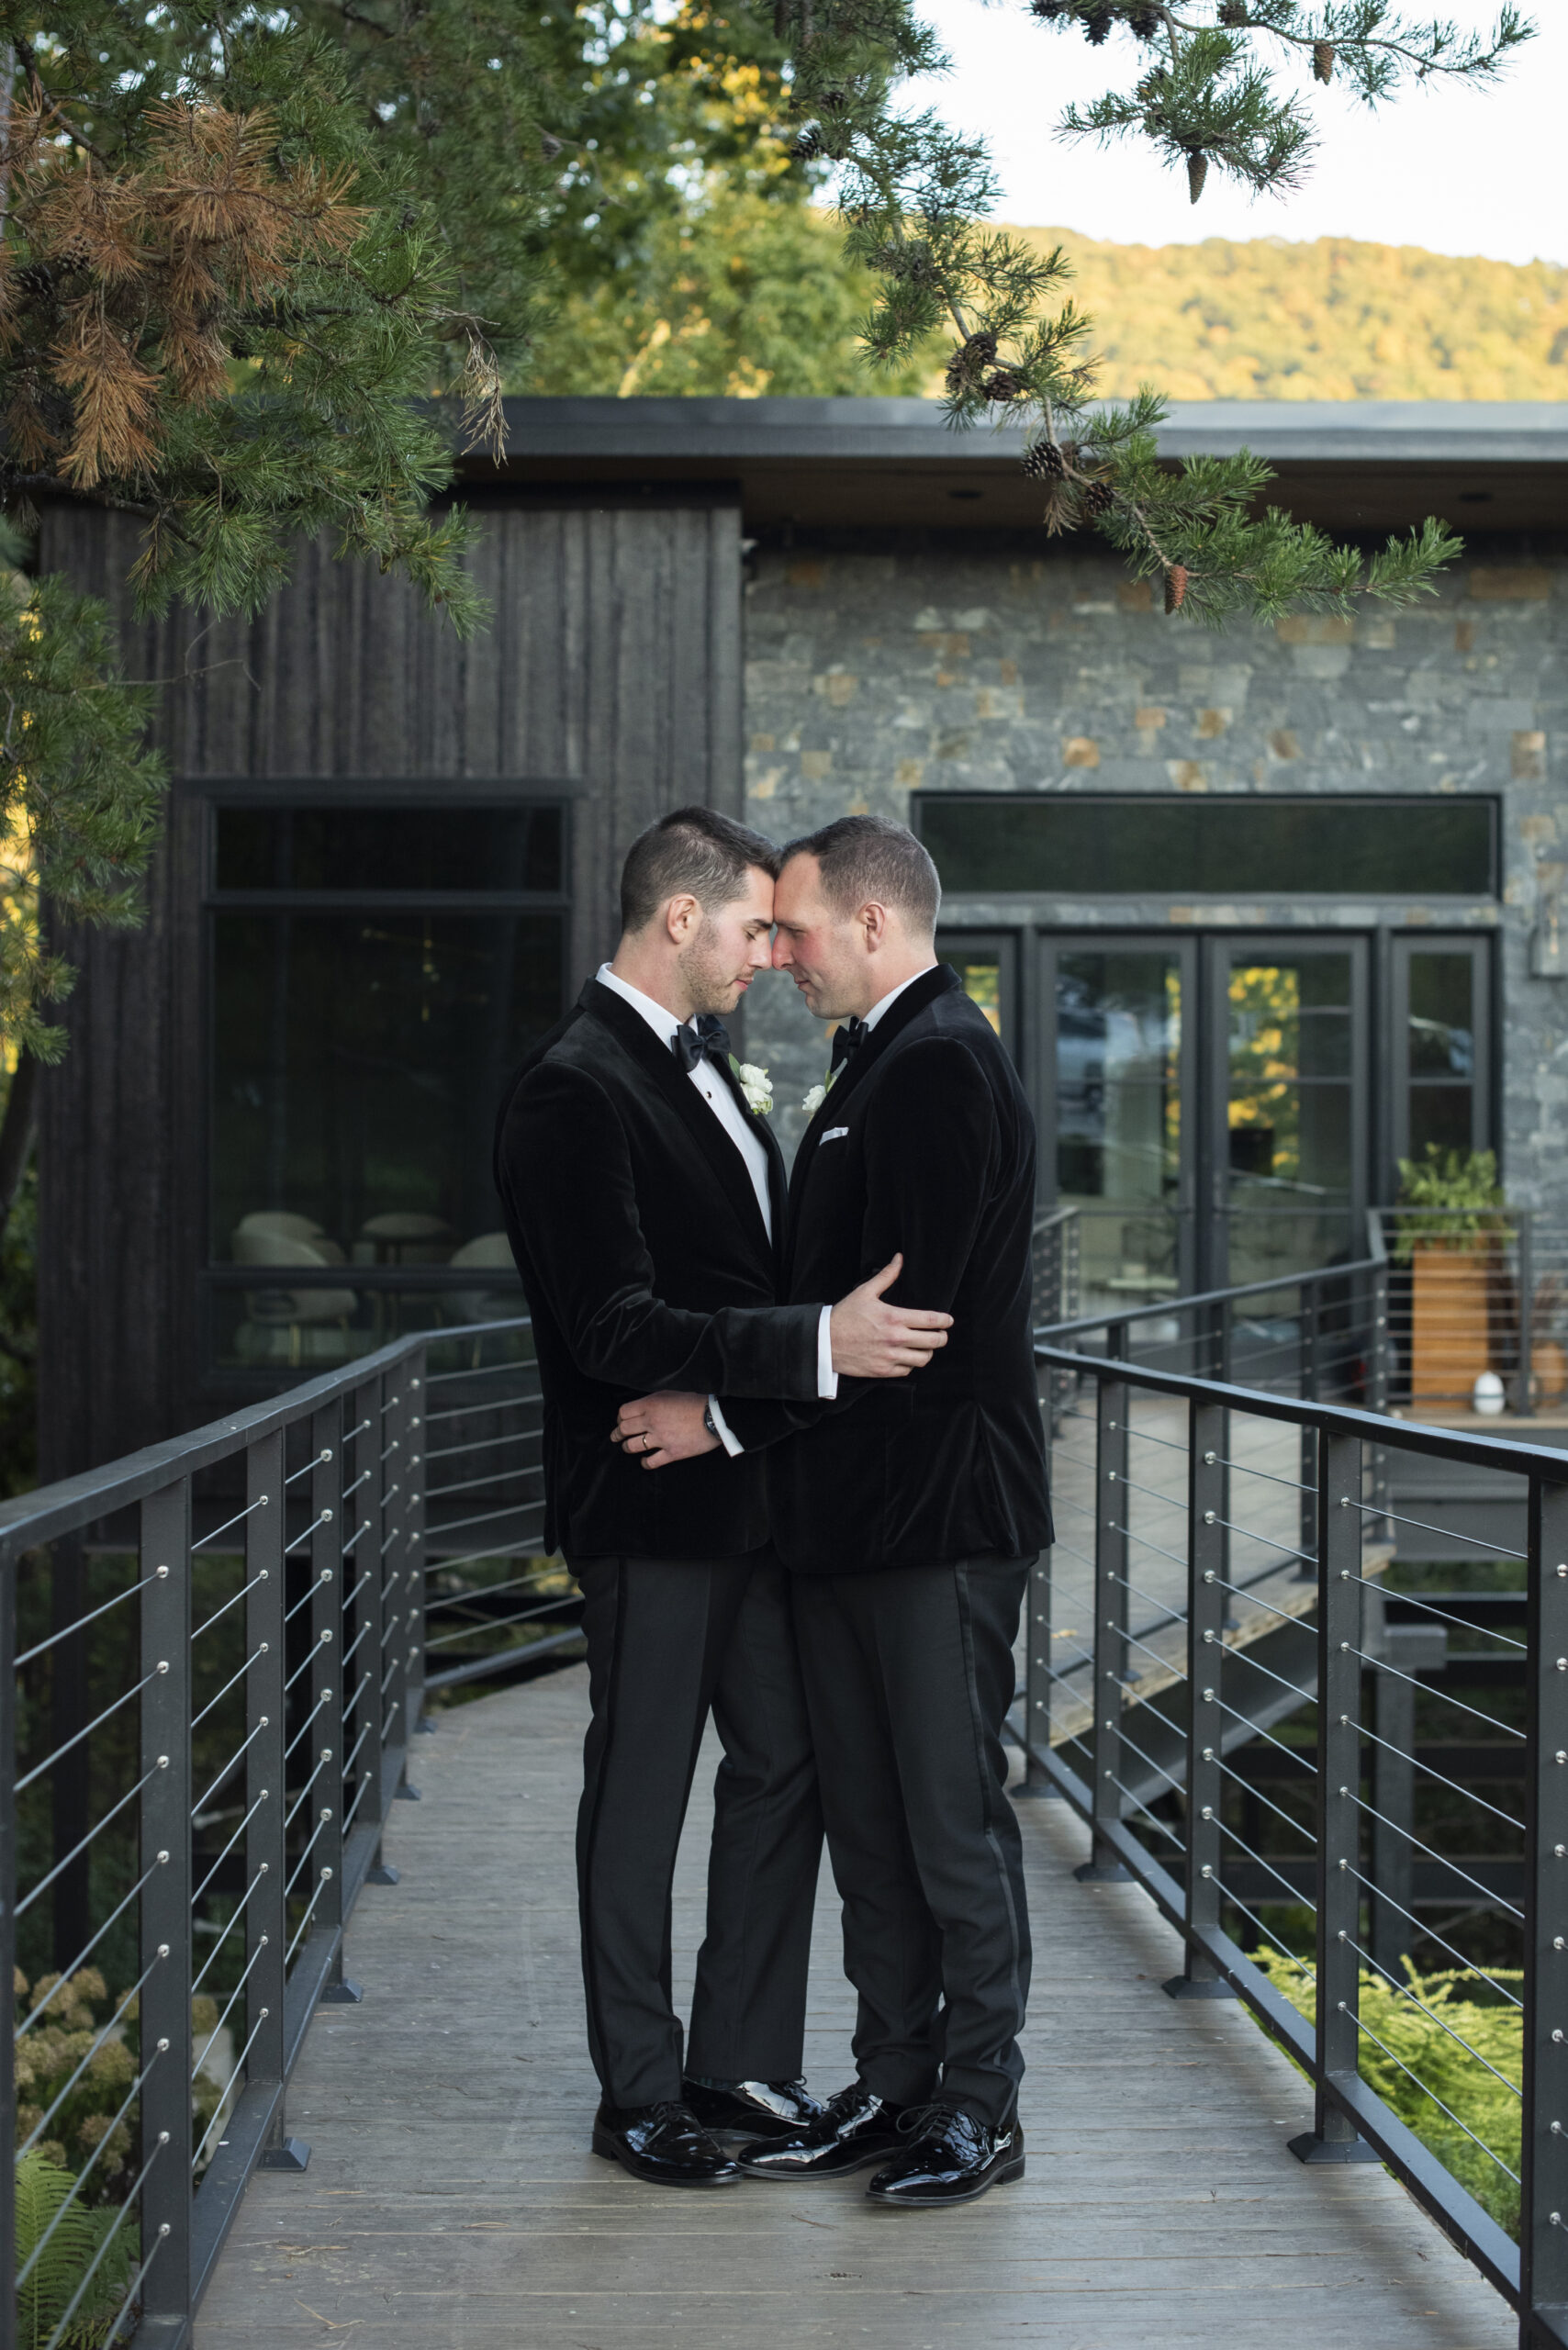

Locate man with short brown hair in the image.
[495,806,952,2189]
[617,812,1051,2208]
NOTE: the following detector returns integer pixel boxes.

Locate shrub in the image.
[1252,1951,1522,2234]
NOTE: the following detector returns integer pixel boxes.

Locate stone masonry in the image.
[739,537,1567,1201]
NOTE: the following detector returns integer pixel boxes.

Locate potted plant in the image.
[1394,1147,1508,1408]
[1393,1147,1508,1409]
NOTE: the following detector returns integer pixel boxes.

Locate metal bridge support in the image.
[1077,1344,1132,1883]
[1291,1431,1378,2165]
[1166,1397,1235,1998]
[1520,1481,1568,2348]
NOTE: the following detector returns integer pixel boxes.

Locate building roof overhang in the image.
[461,397,1568,536]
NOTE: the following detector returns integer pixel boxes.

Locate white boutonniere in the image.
[801,1065,839,1116]
[730,1057,774,1116]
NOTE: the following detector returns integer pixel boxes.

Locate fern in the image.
[14,2153,137,2350]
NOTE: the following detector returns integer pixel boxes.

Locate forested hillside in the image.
[1020,230,1568,403]
[537,209,1568,401]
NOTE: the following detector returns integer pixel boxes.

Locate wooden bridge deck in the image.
[197,1665,1514,2350]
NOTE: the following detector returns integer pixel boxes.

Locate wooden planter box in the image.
[1411,1242,1494,1404]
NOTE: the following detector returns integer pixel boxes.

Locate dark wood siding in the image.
[37,498,743,1476]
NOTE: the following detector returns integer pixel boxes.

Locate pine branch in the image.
[775,0,1532,613]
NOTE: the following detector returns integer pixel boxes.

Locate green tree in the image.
[781,0,1531,617]
[0,0,572,1261]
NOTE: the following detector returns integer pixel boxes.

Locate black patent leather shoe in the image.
[681,2076,825,2141]
[735,2081,910,2179]
[591,2099,743,2188]
[866,2105,1025,2207]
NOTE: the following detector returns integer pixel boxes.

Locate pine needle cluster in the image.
[777,0,1530,621]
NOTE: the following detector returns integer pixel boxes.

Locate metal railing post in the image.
[406,1348,428,1733]
[1300,1280,1321,1572]
[312,1398,359,2003]
[380,1369,417,1796]
[1521,1475,1568,2345]
[1167,1396,1233,1998]
[137,1479,194,2342]
[1022,1542,1054,1794]
[1,1555,17,2350]
[247,1432,302,2170]
[1078,1338,1131,1883]
[1291,1430,1376,2165]
[49,1534,90,1976]
[345,1377,391,1879]
[1518,1210,1538,1421]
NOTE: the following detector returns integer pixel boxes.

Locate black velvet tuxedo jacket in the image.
[493,978,822,1561]
[721,964,1053,1574]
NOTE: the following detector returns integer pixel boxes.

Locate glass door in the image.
[1210,936,1368,1292]
[1042,940,1197,1318]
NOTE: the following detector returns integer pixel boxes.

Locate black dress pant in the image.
[790,1556,1032,2130]
[572,1549,822,2109]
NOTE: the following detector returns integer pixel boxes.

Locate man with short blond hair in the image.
[618,811,1051,2208]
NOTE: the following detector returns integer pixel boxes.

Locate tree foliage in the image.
[778,0,1532,615]
[1002,229,1568,402]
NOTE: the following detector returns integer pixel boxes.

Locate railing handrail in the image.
[0,1316,532,1561]
[1034,1339,1567,1476]
[1036,1254,1383,1346]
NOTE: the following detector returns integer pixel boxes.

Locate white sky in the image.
[899,2,1562,266]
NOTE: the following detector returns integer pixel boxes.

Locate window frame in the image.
[1388,932,1495,1176]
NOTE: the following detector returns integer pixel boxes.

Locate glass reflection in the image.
[1055,953,1183,1313]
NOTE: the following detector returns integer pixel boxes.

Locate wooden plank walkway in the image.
[197,1665,1515,2350]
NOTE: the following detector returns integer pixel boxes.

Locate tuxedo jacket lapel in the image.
[787,965,962,1222]
[583,980,775,1268]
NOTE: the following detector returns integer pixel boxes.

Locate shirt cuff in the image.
[817,1304,839,1400]
[706,1394,745,1458]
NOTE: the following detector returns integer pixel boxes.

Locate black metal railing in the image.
[3,1315,554,2350]
[1024,1292,1568,2344]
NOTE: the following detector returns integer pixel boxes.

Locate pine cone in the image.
[1164,564,1189,615]
[1217,1,1249,23]
[1084,479,1114,516]
[1084,2,1114,39]
[820,85,847,111]
[1186,149,1208,204]
[1127,3,1161,34]
[1028,0,1073,16]
[946,330,998,393]
[1022,440,1065,480]
[1312,39,1334,84]
[981,369,1024,403]
[792,128,823,161]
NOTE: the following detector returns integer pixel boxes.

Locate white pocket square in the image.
[819,1125,850,1144]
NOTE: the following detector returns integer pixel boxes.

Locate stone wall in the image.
[739,535,1567,1206]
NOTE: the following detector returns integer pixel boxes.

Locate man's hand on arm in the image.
[827,1252,952,1381]
[611,1255,953,1468]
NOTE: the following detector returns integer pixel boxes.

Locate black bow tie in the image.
[672,1013,731,1074]
[830,1016,868,1073]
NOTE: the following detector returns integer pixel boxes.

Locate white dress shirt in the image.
[594,964,834,1452]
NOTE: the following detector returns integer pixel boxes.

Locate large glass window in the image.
[207,800,566,1373]
[917,794,1497,900]
[1405,950,1479,1158]
[1051,948,1188,1312]
[1226,950,1358,1284]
